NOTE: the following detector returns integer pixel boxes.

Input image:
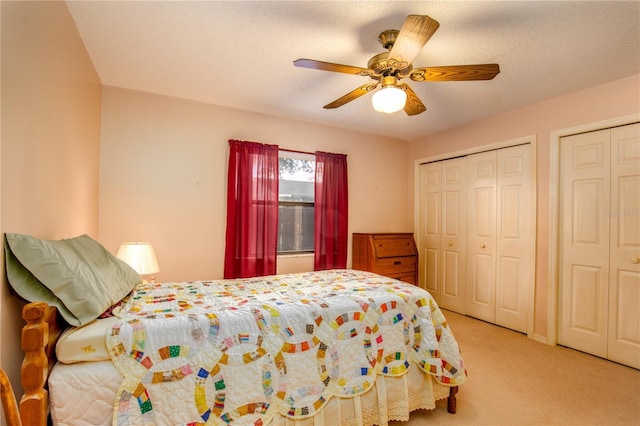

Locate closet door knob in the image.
[631,257,640,264]
[448,241,453,247]
[480,243,486,249]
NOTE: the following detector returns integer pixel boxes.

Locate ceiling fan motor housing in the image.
[367,52,412,77]
[378,29,399,49]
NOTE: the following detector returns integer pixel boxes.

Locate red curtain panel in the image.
[314,151,348,270]
[224,140,279,278]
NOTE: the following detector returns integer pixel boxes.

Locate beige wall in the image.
[0,0,101,402]
[98,87,411,282]
[408,73,640,340]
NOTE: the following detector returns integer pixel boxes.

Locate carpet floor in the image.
[390,310,640,425]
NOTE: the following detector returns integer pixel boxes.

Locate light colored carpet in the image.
[390,310,640,425]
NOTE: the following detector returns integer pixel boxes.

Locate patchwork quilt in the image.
[107,269,467,425]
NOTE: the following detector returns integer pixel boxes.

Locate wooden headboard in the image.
[19,302,66,426]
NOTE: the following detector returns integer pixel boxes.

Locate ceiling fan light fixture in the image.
[372,84,406,114]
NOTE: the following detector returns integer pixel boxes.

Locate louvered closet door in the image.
[420,162,442,300]
[440,157,467,313]
[466,151,497,323]
[608,123,640,369]
[495,145,532,333]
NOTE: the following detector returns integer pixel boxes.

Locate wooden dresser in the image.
[352,233,418,285]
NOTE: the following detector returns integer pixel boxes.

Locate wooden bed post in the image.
[0,367,21,426]
[447,386,458,414]
[20,302,50,426]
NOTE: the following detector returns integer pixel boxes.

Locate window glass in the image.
[278,154,315,253]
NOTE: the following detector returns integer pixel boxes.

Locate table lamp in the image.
[116,242,159,283]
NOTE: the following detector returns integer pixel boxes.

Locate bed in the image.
[5,233,466,425]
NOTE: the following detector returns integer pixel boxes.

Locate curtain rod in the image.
[279,148,315,155]
[232,140,342,156]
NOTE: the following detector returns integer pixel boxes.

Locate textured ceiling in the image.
[66,1,640,141]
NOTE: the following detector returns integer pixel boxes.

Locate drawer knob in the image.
[631,257,640,264]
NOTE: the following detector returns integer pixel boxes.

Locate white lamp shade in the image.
[372,86,407,113]
[116,242,159,276]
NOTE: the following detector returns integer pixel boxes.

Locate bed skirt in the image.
[49,360,451,426]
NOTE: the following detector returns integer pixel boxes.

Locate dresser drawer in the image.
[375,257,416,275]
[387,273,417,285]
[372,236,416,258]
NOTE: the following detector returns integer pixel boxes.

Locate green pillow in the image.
[4,233,141,326]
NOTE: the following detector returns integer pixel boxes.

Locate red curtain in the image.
[314,151,348,270]
[224,140,279,278]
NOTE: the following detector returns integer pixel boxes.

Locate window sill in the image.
[277,252,314,259]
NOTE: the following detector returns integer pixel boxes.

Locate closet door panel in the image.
[610,271,640,368]
[559,130,610,357]
[466,151,496,322]
[424,248,439,295]
[469,252,494,315]
[495,144,531,333]
[608,123,640,369]
[497,256,522,310]
[420,163,442,298]
[440,158,467,313]
[443,250,461,302]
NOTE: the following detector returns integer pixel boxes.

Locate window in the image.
[278,152,315,254]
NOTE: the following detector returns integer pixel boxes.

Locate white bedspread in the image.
[102,270,466,425]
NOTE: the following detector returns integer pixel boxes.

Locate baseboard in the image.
[532,333,550,345]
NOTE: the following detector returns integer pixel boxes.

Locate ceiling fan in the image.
[294,15,500,116]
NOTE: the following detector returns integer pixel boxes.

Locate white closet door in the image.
[420,162,442,300]
[420,143,533,333]
[495,144,531,333]
[466,151,497,322]
[440,157,467,313]
[608,123,640,369]
[559,129,611,358]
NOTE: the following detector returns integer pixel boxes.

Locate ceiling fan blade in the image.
[388,15,440,69]
[294,58,373,76]
[410,64,500,82]
[400,84,427,116]
[323,83,379,109]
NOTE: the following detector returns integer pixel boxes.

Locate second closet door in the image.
[466,145,532,332]
[558,123,639,369]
